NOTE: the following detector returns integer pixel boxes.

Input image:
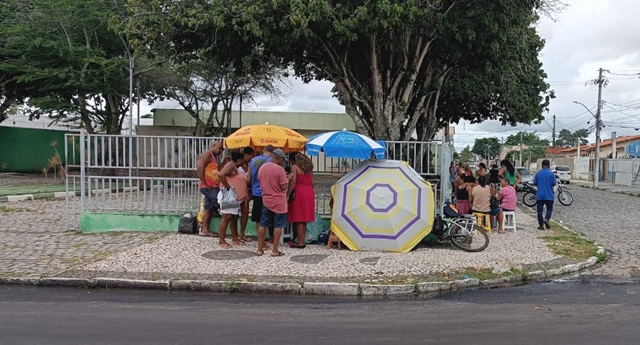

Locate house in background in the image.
[557,134,640,159]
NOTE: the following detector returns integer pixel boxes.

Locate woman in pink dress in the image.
[287,153,315,248]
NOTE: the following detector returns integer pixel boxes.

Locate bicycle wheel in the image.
[522,192,537,207]
[558,190,573,206]
[450,224,489,252]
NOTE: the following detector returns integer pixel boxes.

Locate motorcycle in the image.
[521,182,573,207]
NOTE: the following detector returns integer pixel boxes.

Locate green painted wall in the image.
[80,212,260,236]
[79,212,333,236]
[0,127,75,172]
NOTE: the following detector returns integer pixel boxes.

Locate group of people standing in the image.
[450,160,520,234]
[197,142,316,257]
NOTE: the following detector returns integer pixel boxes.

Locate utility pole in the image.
[519,132,523,166]
[552,115,556,147]
[594,68,605,187]
[611,131,617,159]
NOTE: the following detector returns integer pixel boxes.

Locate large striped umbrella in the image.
[331,160,435,253]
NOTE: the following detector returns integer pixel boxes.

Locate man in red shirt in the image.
[256,149,290,257]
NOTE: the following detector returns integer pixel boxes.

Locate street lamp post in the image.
[572,101,601,187]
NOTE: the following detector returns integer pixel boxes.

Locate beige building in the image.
[137,108,356,141]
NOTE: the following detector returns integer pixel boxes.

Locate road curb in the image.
[0,253,603,296]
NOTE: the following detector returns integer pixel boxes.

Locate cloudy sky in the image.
[145,0,640,151]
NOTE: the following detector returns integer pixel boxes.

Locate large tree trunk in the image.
[321,32,444,142]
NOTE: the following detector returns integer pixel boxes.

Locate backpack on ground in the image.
[178,212,198,234]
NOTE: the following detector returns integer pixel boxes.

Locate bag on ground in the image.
[305,212,324,244]
[178,212,198,234]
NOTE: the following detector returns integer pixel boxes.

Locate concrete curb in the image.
[0,251,603,296]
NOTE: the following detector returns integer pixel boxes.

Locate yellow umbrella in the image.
[224,123,308,152]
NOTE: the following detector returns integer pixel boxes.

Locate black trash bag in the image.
[178,212,198,234]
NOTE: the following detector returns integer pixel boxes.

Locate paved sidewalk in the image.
[0,196,590,295]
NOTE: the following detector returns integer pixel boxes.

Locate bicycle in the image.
[521,182,573,207]
[432,203,490,252]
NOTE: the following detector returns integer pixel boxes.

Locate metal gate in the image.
[65,132,448,230]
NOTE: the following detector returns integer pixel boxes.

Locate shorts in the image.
[260,206,287,229]
[490,207,501,215]
[217,192,240,216]
[251,196,264,222]
[200,187,220,211]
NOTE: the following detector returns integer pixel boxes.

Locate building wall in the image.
[0,127,75,172]
[150,109,356,132]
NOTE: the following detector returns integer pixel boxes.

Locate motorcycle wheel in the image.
[558,190,573,206]
[523,192,537,207]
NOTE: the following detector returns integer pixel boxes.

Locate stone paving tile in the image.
[0,231,167,278]
[5,175,638,282]
[0,198,75,233]
[76,210,564,282]
[526,183,640,278]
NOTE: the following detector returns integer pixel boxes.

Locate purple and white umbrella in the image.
[330,159,435,252]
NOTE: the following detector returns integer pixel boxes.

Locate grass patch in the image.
[0,206,32,213]
[542,226,599,260]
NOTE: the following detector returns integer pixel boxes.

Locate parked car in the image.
[551,165,571,184]
[515,167,533,191]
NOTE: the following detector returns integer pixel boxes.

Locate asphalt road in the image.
[1,280,639,345]
[520,185,640,278]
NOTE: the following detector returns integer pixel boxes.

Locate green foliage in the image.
[0,0,135,133]
[122,0,553,141]
[556,128,589,148]
[143,56,285,136]
[472,138,501,161]
[459,146,475,163]
[504,131,550,147]
[503,131,549,162]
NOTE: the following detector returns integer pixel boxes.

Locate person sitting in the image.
[469,176,500,229]
[455,175,475,214]
[495,178,517,234]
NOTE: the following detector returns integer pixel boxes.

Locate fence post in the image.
[79,130,86,212]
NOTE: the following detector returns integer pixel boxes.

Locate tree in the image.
[503,131,549,163]
[0,0,161,134]
[459,146,475,164]
[122,0,553,141]
[504,131,550,147]
[0,1,36,124]
[555,128,589,148]
[472,138,501,161]
[144,57,285,136]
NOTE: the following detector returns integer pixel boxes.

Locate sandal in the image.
[255,250,264,256]
[290,243,306,249]
[270,251,285,257]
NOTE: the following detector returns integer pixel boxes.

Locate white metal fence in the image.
[65,132,446,230]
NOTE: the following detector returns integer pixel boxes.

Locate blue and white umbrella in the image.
[305,129,386,159]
